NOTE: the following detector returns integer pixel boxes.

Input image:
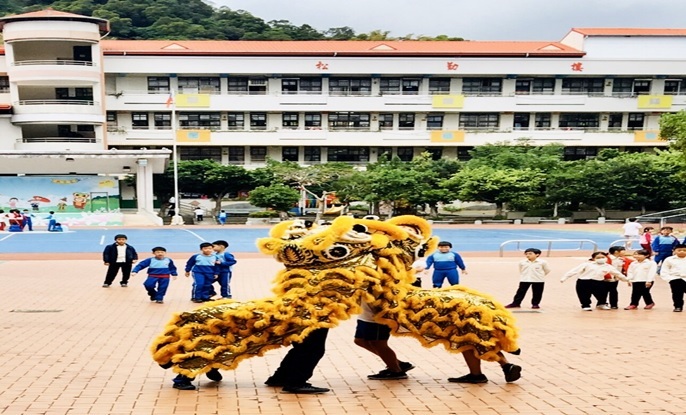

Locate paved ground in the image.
[1,249,685,415]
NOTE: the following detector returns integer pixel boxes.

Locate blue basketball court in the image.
[0,227,624,254]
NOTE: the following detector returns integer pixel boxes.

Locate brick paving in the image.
[1,252,685,415]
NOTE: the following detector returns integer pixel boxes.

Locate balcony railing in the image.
[13,60,94,66]
[16,99,97,106]
[21,137,98,143]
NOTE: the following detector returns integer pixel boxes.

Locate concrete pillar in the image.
[135,159,154,212]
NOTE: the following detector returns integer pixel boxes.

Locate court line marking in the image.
[0,233,16,242]
[183,229,208,242]
[99,235,105,245]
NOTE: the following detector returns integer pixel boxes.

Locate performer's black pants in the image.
[271,328,329,387]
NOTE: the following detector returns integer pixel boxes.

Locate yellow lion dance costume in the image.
[152,215,519,379]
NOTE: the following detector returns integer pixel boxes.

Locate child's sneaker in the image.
[447,373,488,384]
[674,307,683,312]
[581,307,592,311]
[102,284,110,288]
[502,363,522,382]
[597,304,611,310]
[644,303,655,309]
[504,303,520,308]
[624,305,637,310]
[155,300,164,304]
[367,369,407,380]
[120,283,128,287]
[531,305,540,309]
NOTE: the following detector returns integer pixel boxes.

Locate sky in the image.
[210,0,686,41]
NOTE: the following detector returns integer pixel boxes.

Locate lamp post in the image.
[168,91,184,226]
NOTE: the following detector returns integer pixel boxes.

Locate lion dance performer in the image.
[151,215,522,392]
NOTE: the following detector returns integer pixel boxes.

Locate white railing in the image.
[13,60,94,66]
[499,239,598,257]
[16,99,97,106]
[636,208,686,227]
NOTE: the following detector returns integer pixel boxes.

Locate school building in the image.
[0,10,685,221]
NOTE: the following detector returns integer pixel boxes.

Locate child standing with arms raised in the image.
[132,246,178,303]
[561,252,630,311]
[505,248,551,309]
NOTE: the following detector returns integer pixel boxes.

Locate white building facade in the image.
[2,12,685,169]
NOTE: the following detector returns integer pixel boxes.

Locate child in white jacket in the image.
[561,252,629,311]
[660,244,686,312]
[624,249,657,310]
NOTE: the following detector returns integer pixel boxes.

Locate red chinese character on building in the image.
[316,61,329,70]
[571,62,584,72]
[447,61,459,70]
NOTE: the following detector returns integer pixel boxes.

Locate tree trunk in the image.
[594,206,606,217]
[213,195,223,218]
[495,202,504,217]
[553,202,559,218]
[430,203,439,217]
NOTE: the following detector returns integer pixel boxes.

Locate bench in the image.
[539,220,560,224]
[481,220,513,224]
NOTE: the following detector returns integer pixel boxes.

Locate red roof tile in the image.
[100,40,583,57]
[572,28,686,36]
[0,8,109,32]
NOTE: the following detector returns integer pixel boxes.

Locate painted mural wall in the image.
[0,176,123,226]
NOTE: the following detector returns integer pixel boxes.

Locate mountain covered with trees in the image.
[0,0,464,41]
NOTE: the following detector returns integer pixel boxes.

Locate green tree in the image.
[443,166,545,216]
[248,184,300,218]
[660,110,686,155]
[176,160,254,213]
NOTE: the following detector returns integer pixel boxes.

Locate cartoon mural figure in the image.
[72,193,89,210]
[57,198,68,211]
[8,197,18,209]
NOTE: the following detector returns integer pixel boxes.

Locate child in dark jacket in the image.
[132,246,178,303]
[102,234,138,287]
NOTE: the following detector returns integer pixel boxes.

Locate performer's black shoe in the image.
[173,382,196,390]
[264,376,285,387]
[399,361,415,372]
[368,369,407,380]
[282,383,330,394]
[206,368,222,382]
[447,373,488,384]
[502,363,522,382]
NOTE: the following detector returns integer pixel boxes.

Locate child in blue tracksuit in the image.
[45,211,57,232]
[651,226,680,268]
[425,241,467,288]
[213,240,237,299]
[185,242,220,303]
[132,246,178,304]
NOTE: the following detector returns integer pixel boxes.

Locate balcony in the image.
[8,60,101,86]
[11,99,104,124]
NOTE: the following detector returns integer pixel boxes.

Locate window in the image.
[147,77,170,94]
[425,148,442,160]
[327,147,370,163]
[564,147,597,161]
[228,77,248,93]
[561,78,604,95]
[535,113,551,129]
[282,147,299,162]
[305,113,322,129]
[328,112,371,130]
[457,147,473,161]
[250,146,267,162]
[282,78,322,94]
[282,113,299,129]
[154,112,171,129]
[397,147,414,161]
[0,76,9,93]
[380,78,401,95]
[178,112,221,129]
[378,147,393,159]
[179,147,222,162]
[426,114,444,130]
[248,77,267,95]
[227,113,244,130]
[429,78,450,95]
[250,113,267,130]
[613,79,651,97]
[516,78,555,95]
[513,113,530,130]
[106,112,117,131]
[559,113,600,130]
[459,113,499,130]
[56,87,93,101]
[379,113,394,130]
[608,113,623,130]
[329,78,372,96]
[402,79,420,95]
[178,77,220,94]
[462,78,502,96]
[665,79,686,95]
[132,112,149,129]
[304,147,321,162]
[228,147,245,164]
[399,113,415,130]
[628,113,645,130]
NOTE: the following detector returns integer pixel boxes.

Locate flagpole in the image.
[170,90,183,225]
